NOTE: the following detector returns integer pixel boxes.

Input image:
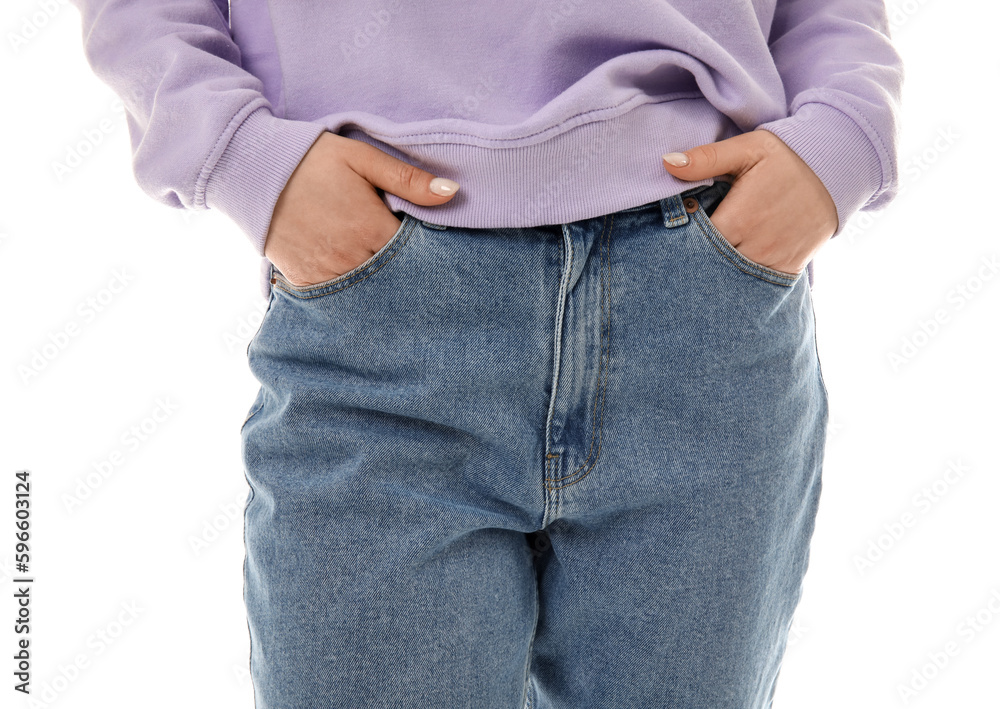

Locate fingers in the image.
[343,138,460,206]
[661,131,767,181]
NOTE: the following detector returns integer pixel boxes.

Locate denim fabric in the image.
[240,178,828,708]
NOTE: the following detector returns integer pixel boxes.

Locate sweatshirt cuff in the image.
[203,105,327,255]
[755,102,883,238]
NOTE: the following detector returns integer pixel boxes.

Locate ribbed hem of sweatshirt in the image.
[352,96,734,229]
[204,105,328,256]
[755,102,883,238]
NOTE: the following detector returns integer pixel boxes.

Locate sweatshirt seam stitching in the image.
[353,91,706,146]
[808,95,889,169]
[794,95,889,204]
[194,98,269,209]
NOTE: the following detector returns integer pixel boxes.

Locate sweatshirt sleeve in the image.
[68,0,328,256]
[753,0,905,236]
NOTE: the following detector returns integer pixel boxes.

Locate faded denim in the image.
[240,178,828,708]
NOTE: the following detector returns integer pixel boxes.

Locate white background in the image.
[1,0,997,707]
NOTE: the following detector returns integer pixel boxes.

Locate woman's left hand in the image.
[661,130,839,276]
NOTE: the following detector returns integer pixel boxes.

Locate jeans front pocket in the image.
[687,183,803,289]
[269,212,418,301]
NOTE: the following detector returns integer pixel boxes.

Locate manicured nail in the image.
[662,152,690,167]
[429,177,460,196]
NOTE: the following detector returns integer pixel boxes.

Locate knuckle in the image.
[753,130,782,159]
[699,145,720,171]
[394,162,422,191]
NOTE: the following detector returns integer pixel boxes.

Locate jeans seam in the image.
[240,393,266,434]
[808,291,831,403]
[241,479,257,708]
[541,223,573,505]
[520,571,540,709]
[545,213,612,490]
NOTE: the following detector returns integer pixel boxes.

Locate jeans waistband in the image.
[615,178,733,229]
[661,178,732,229]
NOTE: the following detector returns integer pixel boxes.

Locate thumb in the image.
[661,133,757,182]
[348,140,460,205]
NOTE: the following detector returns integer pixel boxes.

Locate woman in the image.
[70,1,903,706]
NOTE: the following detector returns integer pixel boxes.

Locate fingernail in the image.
[429,177,460,196]
[662,152,690,167]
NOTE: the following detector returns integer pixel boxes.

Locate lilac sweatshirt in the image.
[69,0,904,299]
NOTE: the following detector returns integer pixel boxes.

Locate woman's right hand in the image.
[264,132,460,287]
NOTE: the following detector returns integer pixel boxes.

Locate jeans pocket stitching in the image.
[271,214,416,300]
[691,208,801,287]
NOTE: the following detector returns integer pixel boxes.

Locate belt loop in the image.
[659,193,689,229]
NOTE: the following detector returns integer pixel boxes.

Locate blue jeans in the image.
[240,178,828,708]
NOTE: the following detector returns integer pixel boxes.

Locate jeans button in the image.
[683,197,699,214]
